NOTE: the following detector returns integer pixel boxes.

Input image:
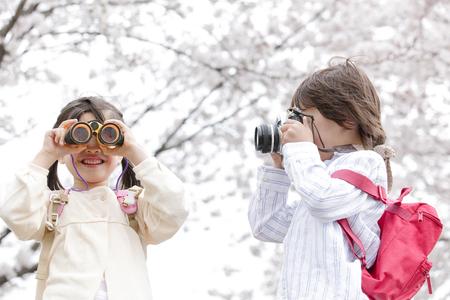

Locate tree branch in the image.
[154,81,224,155]
[128,75,180,127]
[0,0,28,38]
[0,228,11,244]
[154,96,259,156]
[0,0,28,68]
[0,262,37,287]
[274,5,330,50]
[125,33,227,75]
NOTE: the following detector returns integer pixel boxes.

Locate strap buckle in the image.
[50,193,68,204]
[46,191,69,231]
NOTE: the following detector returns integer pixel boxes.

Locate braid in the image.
[373,144,395,192]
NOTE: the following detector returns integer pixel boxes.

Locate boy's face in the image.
[61,112,122,190]
[299,106,359,161]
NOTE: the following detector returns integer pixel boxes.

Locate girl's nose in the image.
[85,136,101,153]
[85,147,101,154]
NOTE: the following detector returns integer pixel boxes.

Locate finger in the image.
[303,116,313,130]
[270,153,282,160]
[59,119,78,129]
[59,129,65,146]
[104,119,127,130]
[50,129,58,144]
[280,131,286,144]
[50,128,62,144]
[57,119,78,145]
[284,119,302,125]
[52,128,65,145]
[280,123,296,133]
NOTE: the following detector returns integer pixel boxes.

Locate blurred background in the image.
[0,0,449,299]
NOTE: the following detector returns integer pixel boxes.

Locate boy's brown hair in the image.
[291,58,385,149]
[291,58,394,190]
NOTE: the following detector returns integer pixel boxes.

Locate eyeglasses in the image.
[286,107,314,123]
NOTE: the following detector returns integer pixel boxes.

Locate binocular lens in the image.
[71,124,91,144]
[99,124,120,145]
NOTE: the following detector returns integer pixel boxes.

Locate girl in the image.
[248,59,394,299]
[0,96,188,300]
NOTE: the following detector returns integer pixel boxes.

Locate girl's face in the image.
[61,112,122,190]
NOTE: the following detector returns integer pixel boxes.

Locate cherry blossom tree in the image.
[1,0,449,298]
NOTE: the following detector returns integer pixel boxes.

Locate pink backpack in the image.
[331,169,443,300]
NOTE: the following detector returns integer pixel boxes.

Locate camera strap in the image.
[318,144,363,153]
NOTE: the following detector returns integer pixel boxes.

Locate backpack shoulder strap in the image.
[116,186,143,233]
[35,190,68,300]
[331,169,390,204]
[35,229,54,300]
[338,218,367,267]
[331,169,413,268]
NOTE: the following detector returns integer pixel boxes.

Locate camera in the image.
[254,108,304,153]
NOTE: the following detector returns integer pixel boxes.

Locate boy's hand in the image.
[280,117,313,145]
[98,119,148,166]
[270,153,284,169]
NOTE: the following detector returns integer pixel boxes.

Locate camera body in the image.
[254,108,303,153]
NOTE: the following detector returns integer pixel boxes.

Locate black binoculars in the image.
[64,120,124,147]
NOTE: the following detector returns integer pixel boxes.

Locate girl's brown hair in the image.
[47,96,141,190]
[291,58,393,190]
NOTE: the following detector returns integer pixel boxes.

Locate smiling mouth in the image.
[81,158,105,166]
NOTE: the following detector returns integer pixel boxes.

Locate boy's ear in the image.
[343,119,357,129]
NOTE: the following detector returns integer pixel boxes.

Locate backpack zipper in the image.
[417,210,442,225]
[425,271,432,294]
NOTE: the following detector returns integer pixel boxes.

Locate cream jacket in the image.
[0,157,188,300]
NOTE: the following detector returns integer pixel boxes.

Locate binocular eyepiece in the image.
[254,108,304,153]
[65,120,124,147]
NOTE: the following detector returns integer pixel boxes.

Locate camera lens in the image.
[254,124,280,153]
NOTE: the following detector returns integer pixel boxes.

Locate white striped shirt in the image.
[249,142,387,300]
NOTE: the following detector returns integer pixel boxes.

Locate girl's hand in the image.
[33,119,87,168]
[280,117,313,145]
[99,119,148,166]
